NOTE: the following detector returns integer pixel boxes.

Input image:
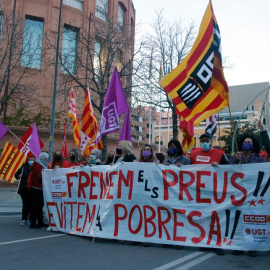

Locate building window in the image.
[62,25,79,75]
[118,4,124,31]
[116,49,123,71]
[95,0,108,21]
[63,0,83,10]
[147,123,149,128]
[0,11,3,43]
[94,38,104,81]
[21,16,44,69]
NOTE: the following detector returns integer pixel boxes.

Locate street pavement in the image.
[0,187,22,216]
[0,187,270,270]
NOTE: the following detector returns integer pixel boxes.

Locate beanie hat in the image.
[39,152,49,161]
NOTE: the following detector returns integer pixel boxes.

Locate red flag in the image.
[62,123,68,158]
[17,126,44,158]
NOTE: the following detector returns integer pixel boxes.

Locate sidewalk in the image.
[0,188,22,215]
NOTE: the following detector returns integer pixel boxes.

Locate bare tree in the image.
[133,10,196,139]
[45,12,137,156]
[0,1,43,123]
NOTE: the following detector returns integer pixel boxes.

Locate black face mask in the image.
[116,148,122,155]
[70,155,75,161]
[107,157,114,164]
[55,154,62,161]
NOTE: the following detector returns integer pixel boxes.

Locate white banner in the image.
[42,163,270,251]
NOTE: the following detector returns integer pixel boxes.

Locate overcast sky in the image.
[133,0,270,87]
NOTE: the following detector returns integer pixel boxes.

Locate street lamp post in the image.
[48,0,63,161]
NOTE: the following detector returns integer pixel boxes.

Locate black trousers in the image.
[29,188,44,225]
[20,191,31,221]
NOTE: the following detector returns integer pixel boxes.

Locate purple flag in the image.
[0,121,9,141]
[97,68,129,142]
[118,108,132,144]
[28,122,41,158]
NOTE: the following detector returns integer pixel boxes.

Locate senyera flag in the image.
[0,142,25,183]
[80,87,103,157]
[17,126,44,158]
[68,83,81,148]
[160,0,228,153]
[96,67,130,143]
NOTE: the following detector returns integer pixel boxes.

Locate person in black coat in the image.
[15,156,36,226]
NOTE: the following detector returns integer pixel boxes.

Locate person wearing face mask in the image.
[115,140,137,163]
[164,139,190,166]
[139,144,157,163]
[27,152,49,229]
[230,134,264,258]
[15,156,36,226]
[47,150,63,169]
[63,149,83,168]
[190,133,229,166]
[230,134,265,164]
[104,151,117,165]
[87,149,102,165]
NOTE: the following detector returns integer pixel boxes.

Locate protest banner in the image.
[42,163,270,251]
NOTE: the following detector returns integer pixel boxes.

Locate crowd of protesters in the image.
[14,119,270,256]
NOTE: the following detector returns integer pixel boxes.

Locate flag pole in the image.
[259,86,270,122]
[167,108,170,145]
[158,93,161,152]
[48,0,63,162]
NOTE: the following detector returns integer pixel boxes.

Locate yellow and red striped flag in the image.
[80,87,103,157]
[0,142,25,183]
[68,84,81,148]
[160,0,228,153]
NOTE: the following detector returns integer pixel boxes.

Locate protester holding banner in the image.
[230,134,265,257]
[155,153,166,164]
[164,139,190,166]
[27,152,49,229]
[230,134,265,164]
[190,133,228,255]
[190,133,229,166]
[103,151,117,165]
[87,149,102,166]
[15,156,35,226]
[63,149,83,168]
[139,144,157,163]
[115,140,137,163]
[47,150,63,169]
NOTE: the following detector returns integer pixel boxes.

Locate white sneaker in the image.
[47,226,52,232]
[20,220,27,226]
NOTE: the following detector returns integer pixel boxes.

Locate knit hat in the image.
[39,152,49,161]
[199,133,212,140]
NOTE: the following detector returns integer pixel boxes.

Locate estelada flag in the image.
[68,84,81,148]
[0,142,25,183]
[160,0,229,126]
[80,87,103,157]
[17,126,44,158]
